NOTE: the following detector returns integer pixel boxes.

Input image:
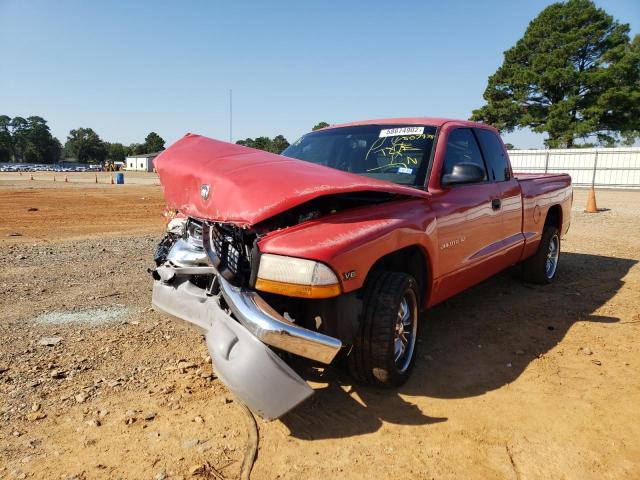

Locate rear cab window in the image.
[475,128,511,181]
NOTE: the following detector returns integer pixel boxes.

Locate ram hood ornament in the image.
[200,184,210,200]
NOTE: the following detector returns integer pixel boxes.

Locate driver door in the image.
[429,127,505,304]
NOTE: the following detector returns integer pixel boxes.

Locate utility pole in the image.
[229,89,233,143]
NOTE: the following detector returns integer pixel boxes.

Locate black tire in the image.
[348,271,420,387]
[522,225,561,284]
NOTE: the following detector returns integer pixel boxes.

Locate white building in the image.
[125,152,161,172]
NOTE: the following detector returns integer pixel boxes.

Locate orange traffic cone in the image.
[585,188,598,213]
[30,174,34,181]
[64,175,68,183]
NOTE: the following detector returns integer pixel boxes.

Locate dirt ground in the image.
[1,179,639,480]
[1,171,161,186]
[0,181,164,243]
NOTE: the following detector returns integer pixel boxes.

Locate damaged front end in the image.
[151,217,342,419]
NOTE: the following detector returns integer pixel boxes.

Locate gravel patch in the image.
[34,305,132,326]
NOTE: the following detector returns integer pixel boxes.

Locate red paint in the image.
[157,119,573,307]
[154,134,427,227]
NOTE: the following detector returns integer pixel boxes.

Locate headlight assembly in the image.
[255,254,341,299]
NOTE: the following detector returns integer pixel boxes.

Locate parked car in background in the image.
[0,163,104,172]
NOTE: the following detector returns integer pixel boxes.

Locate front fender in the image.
[257,198,437,294]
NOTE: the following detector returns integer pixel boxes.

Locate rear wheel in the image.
[348,271,420,387]
[522,224,560,284]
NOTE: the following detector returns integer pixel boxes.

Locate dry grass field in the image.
[1,177,639,479]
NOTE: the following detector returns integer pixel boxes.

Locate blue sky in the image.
[1,0,638,149]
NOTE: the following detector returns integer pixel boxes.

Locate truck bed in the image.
[514,172,572,181]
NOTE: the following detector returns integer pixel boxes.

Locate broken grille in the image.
[204,222,252,284]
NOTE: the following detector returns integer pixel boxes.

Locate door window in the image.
[442,128,487,181]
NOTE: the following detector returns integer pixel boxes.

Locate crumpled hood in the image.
[154,134,427,226]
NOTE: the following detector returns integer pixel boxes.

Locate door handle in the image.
[491,198,501,210]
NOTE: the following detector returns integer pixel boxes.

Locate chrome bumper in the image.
[152,269,342,364]
[151,236,342,417]
[154,237,341,364]
[217,274,342,364]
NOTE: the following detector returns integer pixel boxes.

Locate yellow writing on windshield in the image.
[364,133,433,173]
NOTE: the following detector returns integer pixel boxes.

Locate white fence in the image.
[509,147,640,188]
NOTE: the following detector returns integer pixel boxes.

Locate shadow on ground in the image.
[281,252,636,439]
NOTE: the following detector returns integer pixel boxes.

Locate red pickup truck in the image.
[151,118,572,419]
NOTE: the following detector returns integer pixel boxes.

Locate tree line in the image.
[0,116,330,163]
[235,122,330,153]
[0,115,165,164]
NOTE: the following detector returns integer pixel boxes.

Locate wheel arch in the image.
[364,245,432,308]
[546,204,563,230]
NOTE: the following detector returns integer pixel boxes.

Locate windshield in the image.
[281,124,437,187]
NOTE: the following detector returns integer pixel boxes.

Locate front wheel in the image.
[348,271,420,387]
[522,225,561,284]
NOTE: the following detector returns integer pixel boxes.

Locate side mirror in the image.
[441,162,485,186]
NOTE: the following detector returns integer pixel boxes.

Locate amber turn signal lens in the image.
[255,278,341,299]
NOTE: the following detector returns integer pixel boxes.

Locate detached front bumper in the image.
[151,240,342,419]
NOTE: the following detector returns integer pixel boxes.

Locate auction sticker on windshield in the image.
[379,126,424,138]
